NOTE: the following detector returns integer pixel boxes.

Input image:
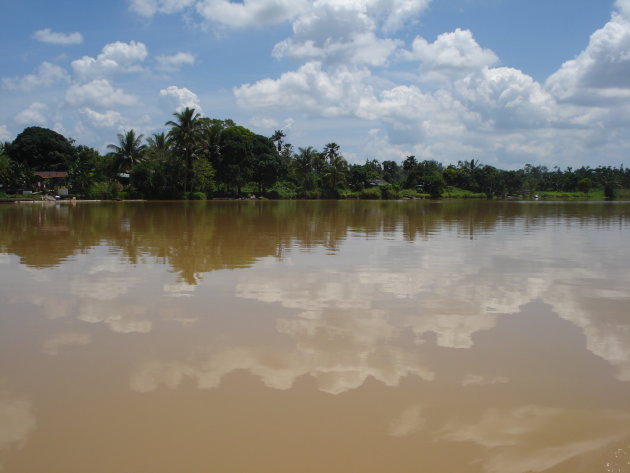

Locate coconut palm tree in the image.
[107,129,146,179]
[271,129,286,152]
[322,142,347,194]
[166,107,202,193]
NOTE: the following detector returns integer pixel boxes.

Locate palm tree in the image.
[322,143,347,193]
[166,107,202,193]
[271,130,286,152]
[147,132,168,151]
[107,129,146,178]
[295,146,318,190]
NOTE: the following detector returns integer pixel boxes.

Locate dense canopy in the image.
[1,109,629,201]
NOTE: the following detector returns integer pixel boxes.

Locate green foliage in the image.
[7,114,630,202]
[359,187,382,199]
[424,172,445,198]
[577,177,593,194]
[604,182,617,199]
[264,181,298,199]
[107,130,146,177]
[380,184,401,199]
[87,181,119,200]
[166,107,203,193]
[0,153,12,188]
[8,126,75,171]
[299,189,321,199]
[441,187,486,199]
[191,158,215,194]
[187,191,207,200]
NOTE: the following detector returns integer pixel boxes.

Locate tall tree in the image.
[295,146,319,191]
[107,129,145,175]
[8,126,75,171]
[166,107,202,193]
[271,130,286,152]
[322,142,348,195]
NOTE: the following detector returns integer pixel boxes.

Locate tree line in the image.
[1,107,629,200]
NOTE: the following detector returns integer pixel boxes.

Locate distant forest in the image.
[2,107,629,200]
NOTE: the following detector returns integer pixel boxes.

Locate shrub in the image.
[187,191,207,200]
[87,181,118,200]
[299,189,321,199]
[359,187,382,199]
[380,184,400,199]
[264,181,298,199]
[338,189,358,199]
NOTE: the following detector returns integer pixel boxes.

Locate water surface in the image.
[1,200,629,473]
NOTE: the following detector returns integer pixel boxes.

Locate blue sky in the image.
[1,0,628,169]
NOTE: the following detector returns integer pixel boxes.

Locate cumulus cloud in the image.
[0,125,12,142]
[129,0,429,31]
[235,61,373,116]
[272,1,402,66]
[71,41,148,80]
[404,29,499,83]
[159,85,202,112]
[80,108,124,128]
[2,62,70,91]
[15,102,48,126]
[546,4,630,103]
[195,0,309,28]
[33,28,83,45]
[454,67,557,129]
[155,52,196,71]
[130,0,196,16]
[269,0,431,66]
[66,79,138,108]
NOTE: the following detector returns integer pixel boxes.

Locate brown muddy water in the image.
[0,200,629,473]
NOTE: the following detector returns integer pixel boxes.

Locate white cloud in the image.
[156,52,196,70]
[80,108,124,128]
[234,61,373,116]
[129,0,196,16]
[454,67,557,129]
[33,28,83,45]
[0,125,12,142]
[546,6,630,103]
[2,61,70,91]
[159,85,202,113]
[66,79,138,108]
[249,116,279,129]
[274,31,400,66]
[617,0,630,18]
[129,0,429,32]
[195,0,309,28]
[378,0,431,33]
[71,41,148,80]
[15,102,48,125]
[271,1,406,66]
[404,29,499,83]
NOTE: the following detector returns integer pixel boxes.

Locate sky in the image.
[1,0,629,169]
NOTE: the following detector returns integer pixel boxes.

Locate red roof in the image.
[34,171,68,178]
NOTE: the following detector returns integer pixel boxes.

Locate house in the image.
[33,171,69,195]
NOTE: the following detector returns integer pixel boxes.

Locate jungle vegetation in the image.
[1,108,629,200]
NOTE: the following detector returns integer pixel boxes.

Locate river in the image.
[0,200,629,473]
